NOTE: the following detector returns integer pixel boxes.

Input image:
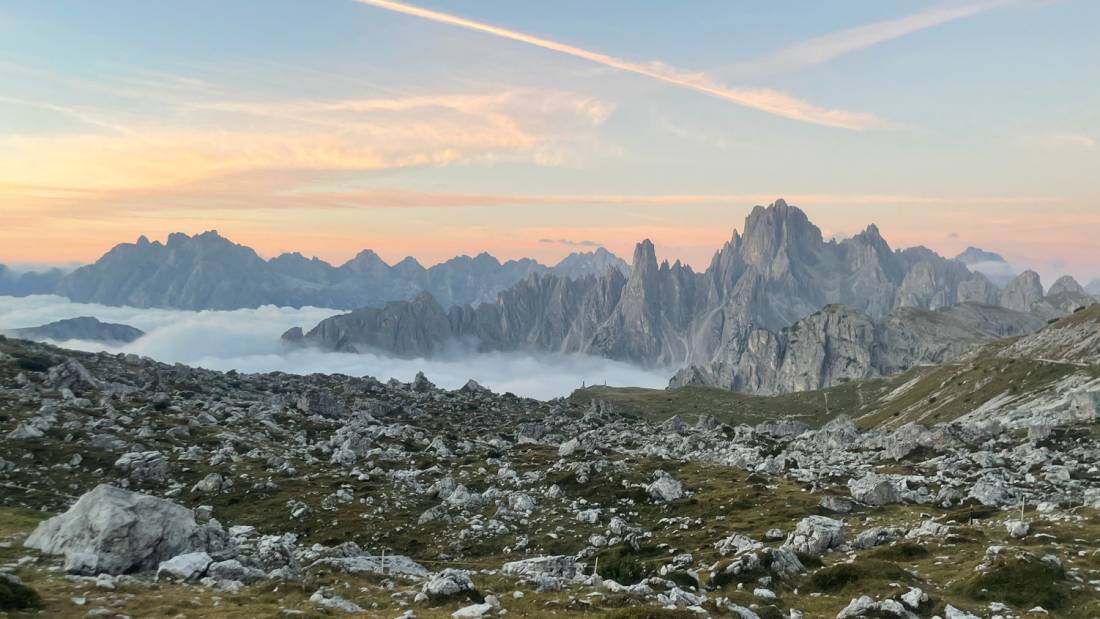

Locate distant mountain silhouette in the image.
[0,232,627,311]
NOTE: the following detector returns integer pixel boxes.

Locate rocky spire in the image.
[739,199,823,268]
[1000,270,1044,312]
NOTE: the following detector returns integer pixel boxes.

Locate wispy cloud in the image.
[539,238,598,247]
[0,89,613,194]
[351,0,880,131]
[1018,131,1097,150]
[725,0,1016,77]
[14,185,1054,215]
[0,95,130,133]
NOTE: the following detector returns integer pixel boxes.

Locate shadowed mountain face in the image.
[669,303,1045,395]
[38,232,627,311]
[291,200,1055,371]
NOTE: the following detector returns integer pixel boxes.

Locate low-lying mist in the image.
[0,295,671,399]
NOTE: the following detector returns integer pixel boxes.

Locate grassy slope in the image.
[569,373,913,429]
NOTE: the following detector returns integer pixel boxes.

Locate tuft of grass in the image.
[11,352,53,373]
[0,577,41,611]
[868,542,930,561]
[606,608,700,619]
[953,556,1071,612]
[807,560,913,594]
[598,546,650,586]
[568,381,882,428]
[754,607,786,619]
[663,570,699,591]
[795,552,824,568]
[942,503,999,523]
[0,507,46,537]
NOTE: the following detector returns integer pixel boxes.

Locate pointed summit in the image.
[849,223,895,256]
[341,249,390,276]
[740,199,822,266]
[1048,275,1085,296]
[631,239,658,275]
[857,223,882,240]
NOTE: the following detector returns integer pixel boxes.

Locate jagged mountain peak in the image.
[631,239,658,271]
[393,256,426,271]
[472,252,503,265]
[272,251,323,263]
[852,223,888,246]
[165,230,231,248]
[346,248,385,263]
[740,199,823,265]
[340,250,390,275]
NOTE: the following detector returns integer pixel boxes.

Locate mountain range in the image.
[0,233,627,311]
[287,200,1097,385]
[0,265,66,296]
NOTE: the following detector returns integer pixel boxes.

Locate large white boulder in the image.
[452,603,495,618]
[646,474,684,503]
[848,473,900,506]
[501,555,583,579]
[423,569,475,598]
[782,516,846,557]
[157,551,212,582]
[24,484,226,575]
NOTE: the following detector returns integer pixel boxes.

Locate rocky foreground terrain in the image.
[2,313,1100,617]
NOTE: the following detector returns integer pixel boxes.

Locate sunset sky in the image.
[1,1,1098,283]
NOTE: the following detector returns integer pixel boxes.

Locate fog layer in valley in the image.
[0,295,669,399]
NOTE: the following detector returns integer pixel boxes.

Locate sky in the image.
[1,0,1098,283]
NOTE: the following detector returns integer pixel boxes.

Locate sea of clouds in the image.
[0,295,670,399]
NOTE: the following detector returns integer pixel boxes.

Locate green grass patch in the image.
[807,559,914,594]
[664,570,699,591]
[606,609,700,619]
[568,380,900,428]
[597,547,650,586]
[0,577,41,611]
[953,556,1073,612]
[868,542,930,561]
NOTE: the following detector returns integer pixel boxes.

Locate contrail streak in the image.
[352,0,880,131]
[767,0,1015,70]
